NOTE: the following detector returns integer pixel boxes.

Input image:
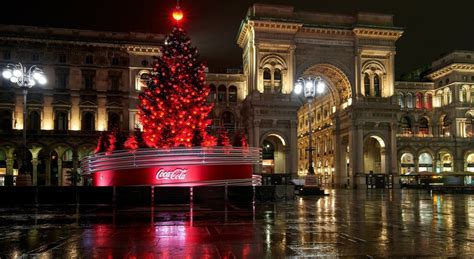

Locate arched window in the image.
[207,84,216,103]
[415,92,423,109]
[406,93,413,109]
[471,86,474,104]
[398,93,404,108]
[81,112,95,131]
[28,110,41,130]
[263,68,271,93]
[217,85,226,103]
[54,111,68,131]
[228,85,237,103]
[400,153,415,175]
[364,73,370,96]
[466,153,474,172]
[62,149,73,162]
[425,93,433,110]
[135,71,149,91]
[419,117,429,136]
[0,110,12,131]
[274,68,282,93]
[439,152,453,172]
[108,112,120,130]
[373,74,381,97]
[418,153,433,173]
[400,116,412,135]
[221,111,235,130]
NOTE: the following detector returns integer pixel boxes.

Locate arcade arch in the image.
[261,132,287,174]
[363,135,386,174]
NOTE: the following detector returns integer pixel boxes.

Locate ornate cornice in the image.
[300,27,352,37]
[0,36,161,55]
[427,63,474,80]
[252,20,302,33]
[237,19,303,48]
[353,27,403,41]
[237,22,251,48]
[126,45,161,56]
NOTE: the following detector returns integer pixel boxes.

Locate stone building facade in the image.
[238,4,402,187]
[395,51,474,181]
[0,4,473,187]
[0,25,163,185]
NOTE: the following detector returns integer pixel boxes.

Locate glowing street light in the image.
[2,63,47,178]
[294,76,326,175]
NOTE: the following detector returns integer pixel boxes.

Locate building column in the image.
[350,123,365,188]
[72,155,79,171]
[287,45,296,94]
[72,155,79,186]
[454,146,464,173]
[45,158,51,186]
[432,122,439,136]
[70,95,81,130]
[5,158,14,186]
[247,119,254,148]
[413,157,420,176]
[253,120,261,174]
[6,158,13,176]
[390,123,399,175]
[57,159,63,186]
[381,148,387,174]
[354,49,362,100]
[413,123,419,136]
[32,158,38,186]
[433,157,438,174]
[253,120,260,147]
[290,120,298,178]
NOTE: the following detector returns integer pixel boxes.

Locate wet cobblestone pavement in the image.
[0,189,473,258]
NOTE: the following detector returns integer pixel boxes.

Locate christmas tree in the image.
[216,127,231,147]
[124,128,147,150]
[232,130,249,147]
[106,128,124,153]
[95,131,109,153]
[138,26,215,148]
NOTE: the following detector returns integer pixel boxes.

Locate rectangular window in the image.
[110,76,120,91]
[84,75,94,89]
[55,68,69,89]
[32,53,39,62]
[58,54,66,63]
[85,55,93,64]
[56,73,68,89]
[82,70,96,90]
[111,57,119,66]
[3,51,11,60]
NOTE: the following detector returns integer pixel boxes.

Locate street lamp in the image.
[294,76,325,175]
[2,63,47,176]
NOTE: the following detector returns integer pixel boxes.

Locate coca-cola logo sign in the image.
[155,168,188,181]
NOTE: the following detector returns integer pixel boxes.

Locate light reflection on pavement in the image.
[0,189,473,258]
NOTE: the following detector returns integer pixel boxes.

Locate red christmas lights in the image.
[138,27,216,148]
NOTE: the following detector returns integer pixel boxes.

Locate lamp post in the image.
[2,63,47,176]
[294,76,325,176]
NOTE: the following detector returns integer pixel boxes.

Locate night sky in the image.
[1,0,474,78]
